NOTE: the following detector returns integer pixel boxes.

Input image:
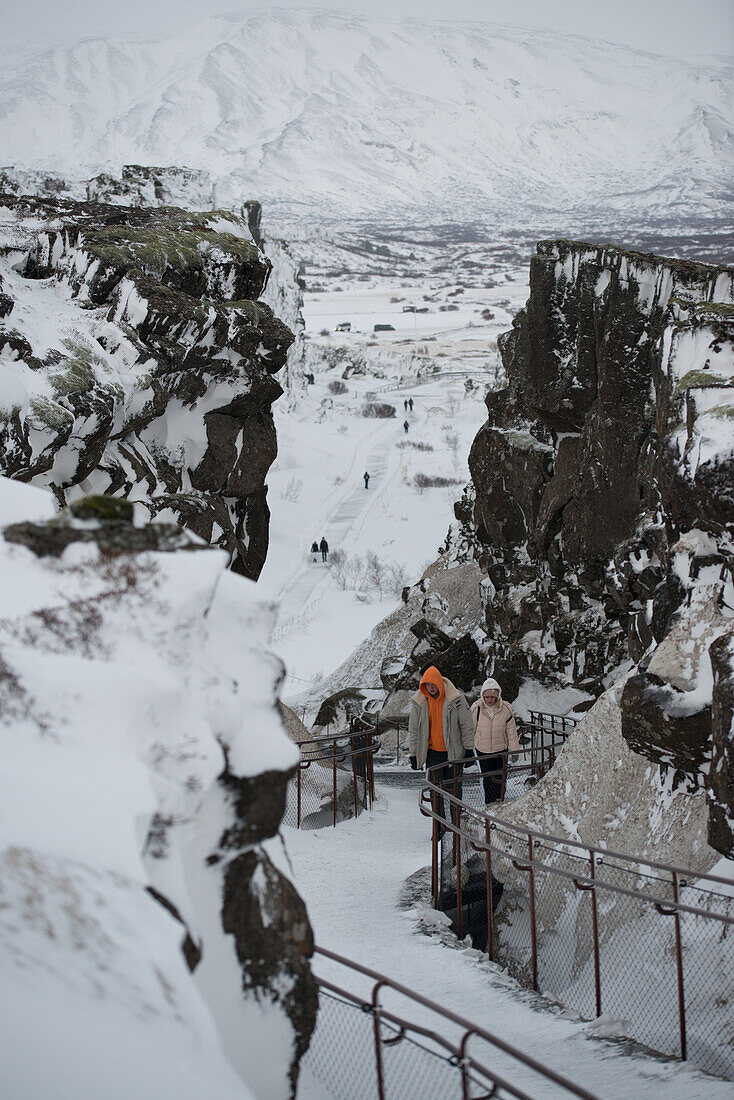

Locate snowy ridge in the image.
[0,476,303,1098]
[0,10,732,220]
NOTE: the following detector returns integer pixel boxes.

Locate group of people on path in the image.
[403,398,414,412]
[310,538,329,562]
[408,666,519,816]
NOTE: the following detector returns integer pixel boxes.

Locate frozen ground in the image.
[259,264,531,698]
[260,338,503,697]
[285,784,731,1100]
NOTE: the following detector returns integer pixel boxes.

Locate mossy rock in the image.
[69,495,134,523]
[29,396,74,429]
[706,403,734,421]
[674,370,733,394]
[49,357,97,397]
[692,301,734,320]
[84,226,260,282]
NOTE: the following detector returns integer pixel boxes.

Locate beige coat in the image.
[408,676,474,767]
[471,693,520,755]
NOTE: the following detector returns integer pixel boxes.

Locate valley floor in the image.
[285,785,732,1100]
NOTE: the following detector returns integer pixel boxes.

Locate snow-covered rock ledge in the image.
[0,193,294,579]
[0,477,316,1098]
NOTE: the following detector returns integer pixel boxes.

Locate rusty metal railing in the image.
[304,945,598,1099]
[420,763,734,1078]
[525,710,578,775]
[284,730,378,829]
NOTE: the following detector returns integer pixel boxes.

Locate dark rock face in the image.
[223,850,317,1096]
[621,674,712,784]
[709,631,734,857]
[313,687,370,729]
[0,194,293,578]
[462,240,734,852]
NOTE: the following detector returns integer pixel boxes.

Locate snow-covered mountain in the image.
[1,9,732,222]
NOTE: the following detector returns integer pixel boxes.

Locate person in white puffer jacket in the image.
[470,677,520,804]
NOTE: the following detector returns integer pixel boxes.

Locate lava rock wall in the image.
[464,240,734,854]
[0,193,294,578]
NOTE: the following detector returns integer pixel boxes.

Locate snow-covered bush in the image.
[362,402,396,418]
[330,548,407,597]
[397,440,434,451]
[414,473,462,491]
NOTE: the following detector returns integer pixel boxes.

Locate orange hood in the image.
[419,666,445,701]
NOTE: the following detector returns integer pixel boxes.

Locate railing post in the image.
[485,820,495,962]
[589,852,602,1019]
[368,731,376,805]
[352,742,360,821]
[371,983,387,1100]
[459,1030,473,1100]
[672,871,687,1061]
[528,835,539,992]
[431,783,440,909]
[332,739,338,828]
[456,803,463,941]
[297,765,302,829]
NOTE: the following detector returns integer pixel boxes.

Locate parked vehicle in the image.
[402,305,416,313]
[335,322,352,332]
[373,323,395,332]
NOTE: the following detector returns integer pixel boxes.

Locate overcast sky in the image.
[3,0,734,59]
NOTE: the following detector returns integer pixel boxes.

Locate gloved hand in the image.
[409,756,418,771]
[510,754,519,764]
[463,755,477,769]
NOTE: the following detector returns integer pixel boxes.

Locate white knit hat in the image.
[481,678,502,698]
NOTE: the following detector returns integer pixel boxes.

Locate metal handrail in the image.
[421,792,734,921]
[290,729,379,828]
[420,761,734,1069]
[421,754,734,889]
[311,946,598,1100]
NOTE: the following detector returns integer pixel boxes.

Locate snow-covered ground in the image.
[258,269,532,698]
[260,369,486,696]
[284,785,731,1099]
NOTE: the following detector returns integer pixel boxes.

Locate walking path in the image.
[272,415,410,639]
[286,784,730,1100]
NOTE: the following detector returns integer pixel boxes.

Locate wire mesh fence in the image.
[283,731,378,829]
[422,773,734,1079]
[301,947,597,1100]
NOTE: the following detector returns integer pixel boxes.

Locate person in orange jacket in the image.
[408,665,474,827]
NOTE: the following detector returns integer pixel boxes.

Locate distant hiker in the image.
[404,398,408,411]
[409,665,474,828]
[320,536,329,562]
[363,471,370,489]
[403,420,409,434]
[470,678,520,805]
[408,397,414,412]
[310,540,319,562]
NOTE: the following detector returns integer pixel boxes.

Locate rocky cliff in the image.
[463,240,734,855]
[0,476,316,1097]
[0,191,294,578]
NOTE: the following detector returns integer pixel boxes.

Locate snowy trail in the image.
[272,413,413,635]
[285,785,729,1100]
